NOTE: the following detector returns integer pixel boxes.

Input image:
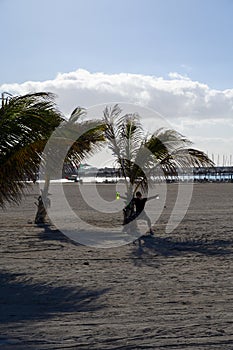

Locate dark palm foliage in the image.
[35,106,106,224]
[60,106,105,168]
[0,94,105,211]
[103,104,214,199]
[0,92,63,207]
[40,106,105,185]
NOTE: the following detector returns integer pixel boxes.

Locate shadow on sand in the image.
[0,271,109,348]
[131,234,233,262]
[36,224,82,246]
[37,225,233,259]
[0,271,108,324]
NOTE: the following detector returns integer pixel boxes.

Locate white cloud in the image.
[1,68,233,164]
[168,72,190,80]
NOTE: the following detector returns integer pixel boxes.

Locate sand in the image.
[0,182,233,349]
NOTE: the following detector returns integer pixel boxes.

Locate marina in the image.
[64,165,233,183]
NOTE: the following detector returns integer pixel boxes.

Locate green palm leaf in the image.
[103,104,214,198]
[0,92,63,207]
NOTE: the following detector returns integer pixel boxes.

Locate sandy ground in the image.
[0,182,233,349]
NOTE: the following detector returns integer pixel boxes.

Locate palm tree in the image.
[35,106,105,223]
[0,92,63,208]
[0,93,105,226]
[103,104,214,203]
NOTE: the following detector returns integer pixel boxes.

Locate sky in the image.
[1,0,233,166]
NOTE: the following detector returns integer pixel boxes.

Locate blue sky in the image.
[1,0,233,165]
[1,0,233,89]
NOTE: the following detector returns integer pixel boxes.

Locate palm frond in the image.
[0,92,63,207]
[69,106,86,124]
[102,105,214,196]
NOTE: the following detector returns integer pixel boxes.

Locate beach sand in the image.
[0,182,233,349]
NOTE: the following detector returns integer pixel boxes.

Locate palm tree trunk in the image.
[34,174,51,224]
